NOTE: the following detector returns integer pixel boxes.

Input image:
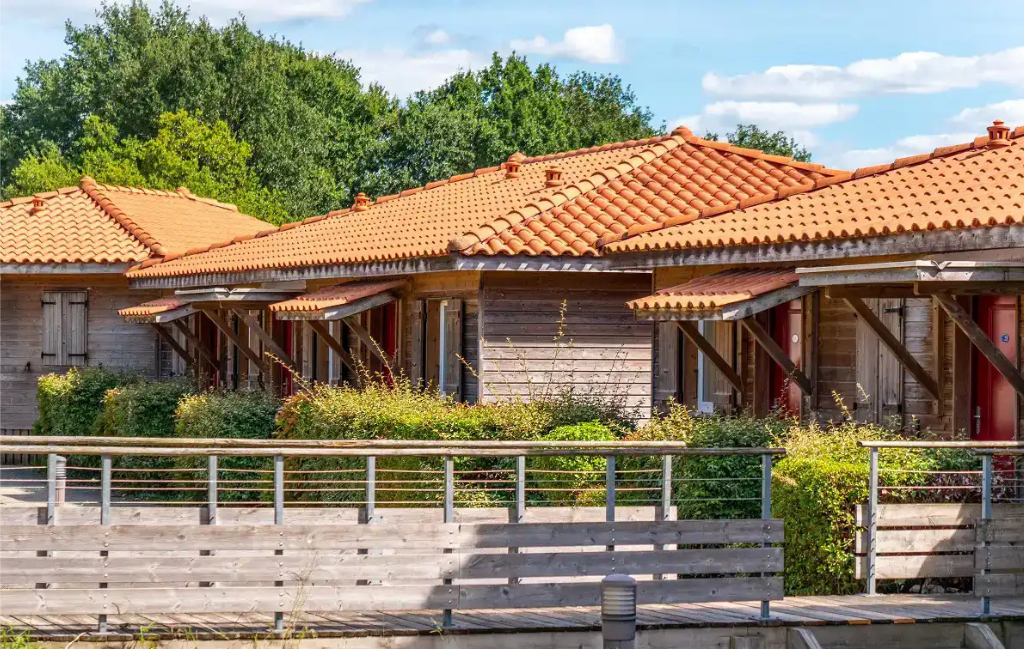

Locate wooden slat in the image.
[459,577,783,610]
[975,574,1024,598]
[974,546,1024,571]
[2,519,781,552]
[853,503,1024,527]
[854,554,974,579]
[976,518,1024,543]
[855,528,974,554]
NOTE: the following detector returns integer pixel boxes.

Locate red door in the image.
[771,300,803,415]
[973,296,1018,441]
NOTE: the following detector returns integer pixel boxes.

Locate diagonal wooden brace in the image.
[151,323,195,367]
[676,321,743,395]
[171,318,220,371]
[739,316,813,396]
[343,316,392,366]
[843,296,940,401]
[231,309,297,371]
[307,320,360,385]
[199,309,269,376]
[933,293,1024,399]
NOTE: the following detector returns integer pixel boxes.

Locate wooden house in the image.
[605,121,1024,440]
[122,128,845,416]
[0,178,271,434]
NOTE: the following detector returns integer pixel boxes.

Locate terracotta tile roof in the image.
[1,177,269,265]
[455,129,845,257]
[118,296,186,317]
[627,268,797,311]
[607,122,1024,254]
[270,279,407,313]
[127,136,678,278]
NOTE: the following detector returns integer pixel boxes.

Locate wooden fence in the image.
[0,437,785,631]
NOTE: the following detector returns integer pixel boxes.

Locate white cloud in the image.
[948,98,1024,131]
[421,29,451,47]
[671,101,857,140]
[510,24,623,64]
[830,133,977,169]
[3,0,371,25]
[703,47,1024,101]
[336,48,486,98]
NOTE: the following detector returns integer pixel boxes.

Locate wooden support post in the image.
[738,317,813,396]
[934,293,1024,399]
[343,315,390,365]
[307,320,360,380]
[676,321,743,395]
[200,309,269,376]
[951,296,973,435]
[231,309,298,371]
[150,323,195,367]
[805,291,820,417]
[171,319,219,368]
[843,296,940,401]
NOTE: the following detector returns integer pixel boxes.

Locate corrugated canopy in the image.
[269,279,406,321]
[628,268,808,321]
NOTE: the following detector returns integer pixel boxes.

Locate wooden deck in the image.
[4,595,1022,642]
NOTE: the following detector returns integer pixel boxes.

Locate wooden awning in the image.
[269,280,406,321]
[118,297,194,323]
[629,268,810,321]
[797,260,1024,294]
[173,286,303,307]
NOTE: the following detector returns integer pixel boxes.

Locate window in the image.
[41,291,88,366]
[412,298,463,398]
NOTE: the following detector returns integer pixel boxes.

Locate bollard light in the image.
[601,574,637,649]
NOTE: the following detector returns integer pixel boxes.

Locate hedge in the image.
[529,421,619,507]
[34,366,134,436]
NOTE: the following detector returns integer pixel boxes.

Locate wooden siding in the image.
[0,275,163,431]
[479,272,653,415]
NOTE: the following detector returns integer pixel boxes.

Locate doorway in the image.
[972,295,1018,441]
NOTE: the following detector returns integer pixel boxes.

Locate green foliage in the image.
[2,5,659,220]
[704,124,812,162]
[528,421,618,507]
[0,627,44,649]
[174,390,279,503]
[34,366,134,437]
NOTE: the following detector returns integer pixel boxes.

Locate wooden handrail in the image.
[858,441,1023,449]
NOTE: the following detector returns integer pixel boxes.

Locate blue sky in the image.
[3,0,1023,169]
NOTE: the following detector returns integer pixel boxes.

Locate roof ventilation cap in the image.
[505,152,525,179]
[30,197,46,214]
[544,166,564,187]
[353,192,370,211]
[986,120,1011,149]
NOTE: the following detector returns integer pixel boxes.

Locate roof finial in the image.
[505,152,525,179]
[30,197,46,214]
[353,192,370,211]
[986,120,1011,149]
[544,165,564,187]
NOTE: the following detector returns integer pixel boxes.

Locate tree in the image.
[704,124,812,162]
[4,111,290,223]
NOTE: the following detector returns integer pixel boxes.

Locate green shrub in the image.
[625,404,787,518]
[173,390,279,503]
[528,421,618,507]
[92,378,194,498]
[34,366,133,436]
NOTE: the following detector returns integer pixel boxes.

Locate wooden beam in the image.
[825,286,918,300]
[805,291,820,416]
[914,281,1024,296]
[150,324,195,367]
[231,309,297,371]
[738,317,813,396]
[843,296,941,402]
[199,309,268,376]
[933,293,1024,399]
[171,319,219,369]
[307,320,360,382]
[343,316,390,365]
[675,321,743,395]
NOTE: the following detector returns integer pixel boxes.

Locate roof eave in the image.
[1,262,133,275]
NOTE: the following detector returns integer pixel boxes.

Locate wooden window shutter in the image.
[710,321,736,409]
[408,299,426,387]
[63,291,88,366]
[41,292,61,365]
[653,322,680,411]
[855,298,905,425]
[442,298,464,400]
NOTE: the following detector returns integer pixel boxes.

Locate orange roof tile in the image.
[127,136,679,279]
[627,268,797,311]
[457,130,846,257]
[607,123,1024,254]
[270,280,406,313]
[1,177,269,265]
[118,296,186,317]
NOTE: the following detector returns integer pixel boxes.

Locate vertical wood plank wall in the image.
[0,274,164,431]
[479,272,653,415]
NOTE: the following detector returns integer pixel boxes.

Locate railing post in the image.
[760,452,772,621]
[97,454,111,633]
[37,453,58,590]
[655,455,672,581]
[980,453,992,617]
[867,446,879,596]
[274,454,284,633]
[509,455,525,586]
[201,456,217,588]
[606,454,616,552]
[443,455,455,628]
[54,455,67,505]
[365,455,376,524]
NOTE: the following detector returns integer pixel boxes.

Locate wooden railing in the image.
[858,441,1023,612]
[0,438,786,633]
